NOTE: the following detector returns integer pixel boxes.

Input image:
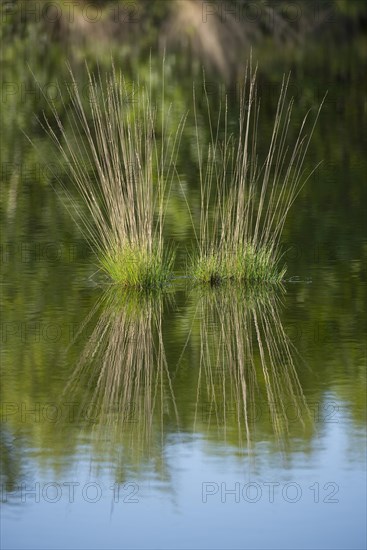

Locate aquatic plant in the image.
[36,61,186,288]
[34,56,323,288]
[189,61,324,284]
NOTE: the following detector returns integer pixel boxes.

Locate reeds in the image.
[190,61,324,284]
[37,61,186,288]
[34,57,323,288]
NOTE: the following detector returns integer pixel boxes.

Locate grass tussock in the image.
[190,243,285,285]
[189,60,324,285]
[99,243,175,289]
[37,61,186,289]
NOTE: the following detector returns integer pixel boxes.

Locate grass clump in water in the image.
[189,60,324,285]
[37,60,185,289]
[100,244,175,289]
[191,244,286,285]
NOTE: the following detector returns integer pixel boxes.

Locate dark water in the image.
[1,55,366,549]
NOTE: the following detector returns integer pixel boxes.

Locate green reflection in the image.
[52,285,313,478]
[62,288,179,475]
[187,286,312,450]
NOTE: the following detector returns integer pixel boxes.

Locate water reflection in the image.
[190,286,311,451]
[63,288,179,470]
[64,284,312,470]
[0,425,26,494]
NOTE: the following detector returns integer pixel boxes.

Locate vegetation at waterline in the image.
[36,62,185,289]
[188,62,324,285]
[34,59,323,288]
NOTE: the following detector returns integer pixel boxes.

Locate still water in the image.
[1,60,366,549]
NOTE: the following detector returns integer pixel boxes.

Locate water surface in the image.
[1,52,366,550]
